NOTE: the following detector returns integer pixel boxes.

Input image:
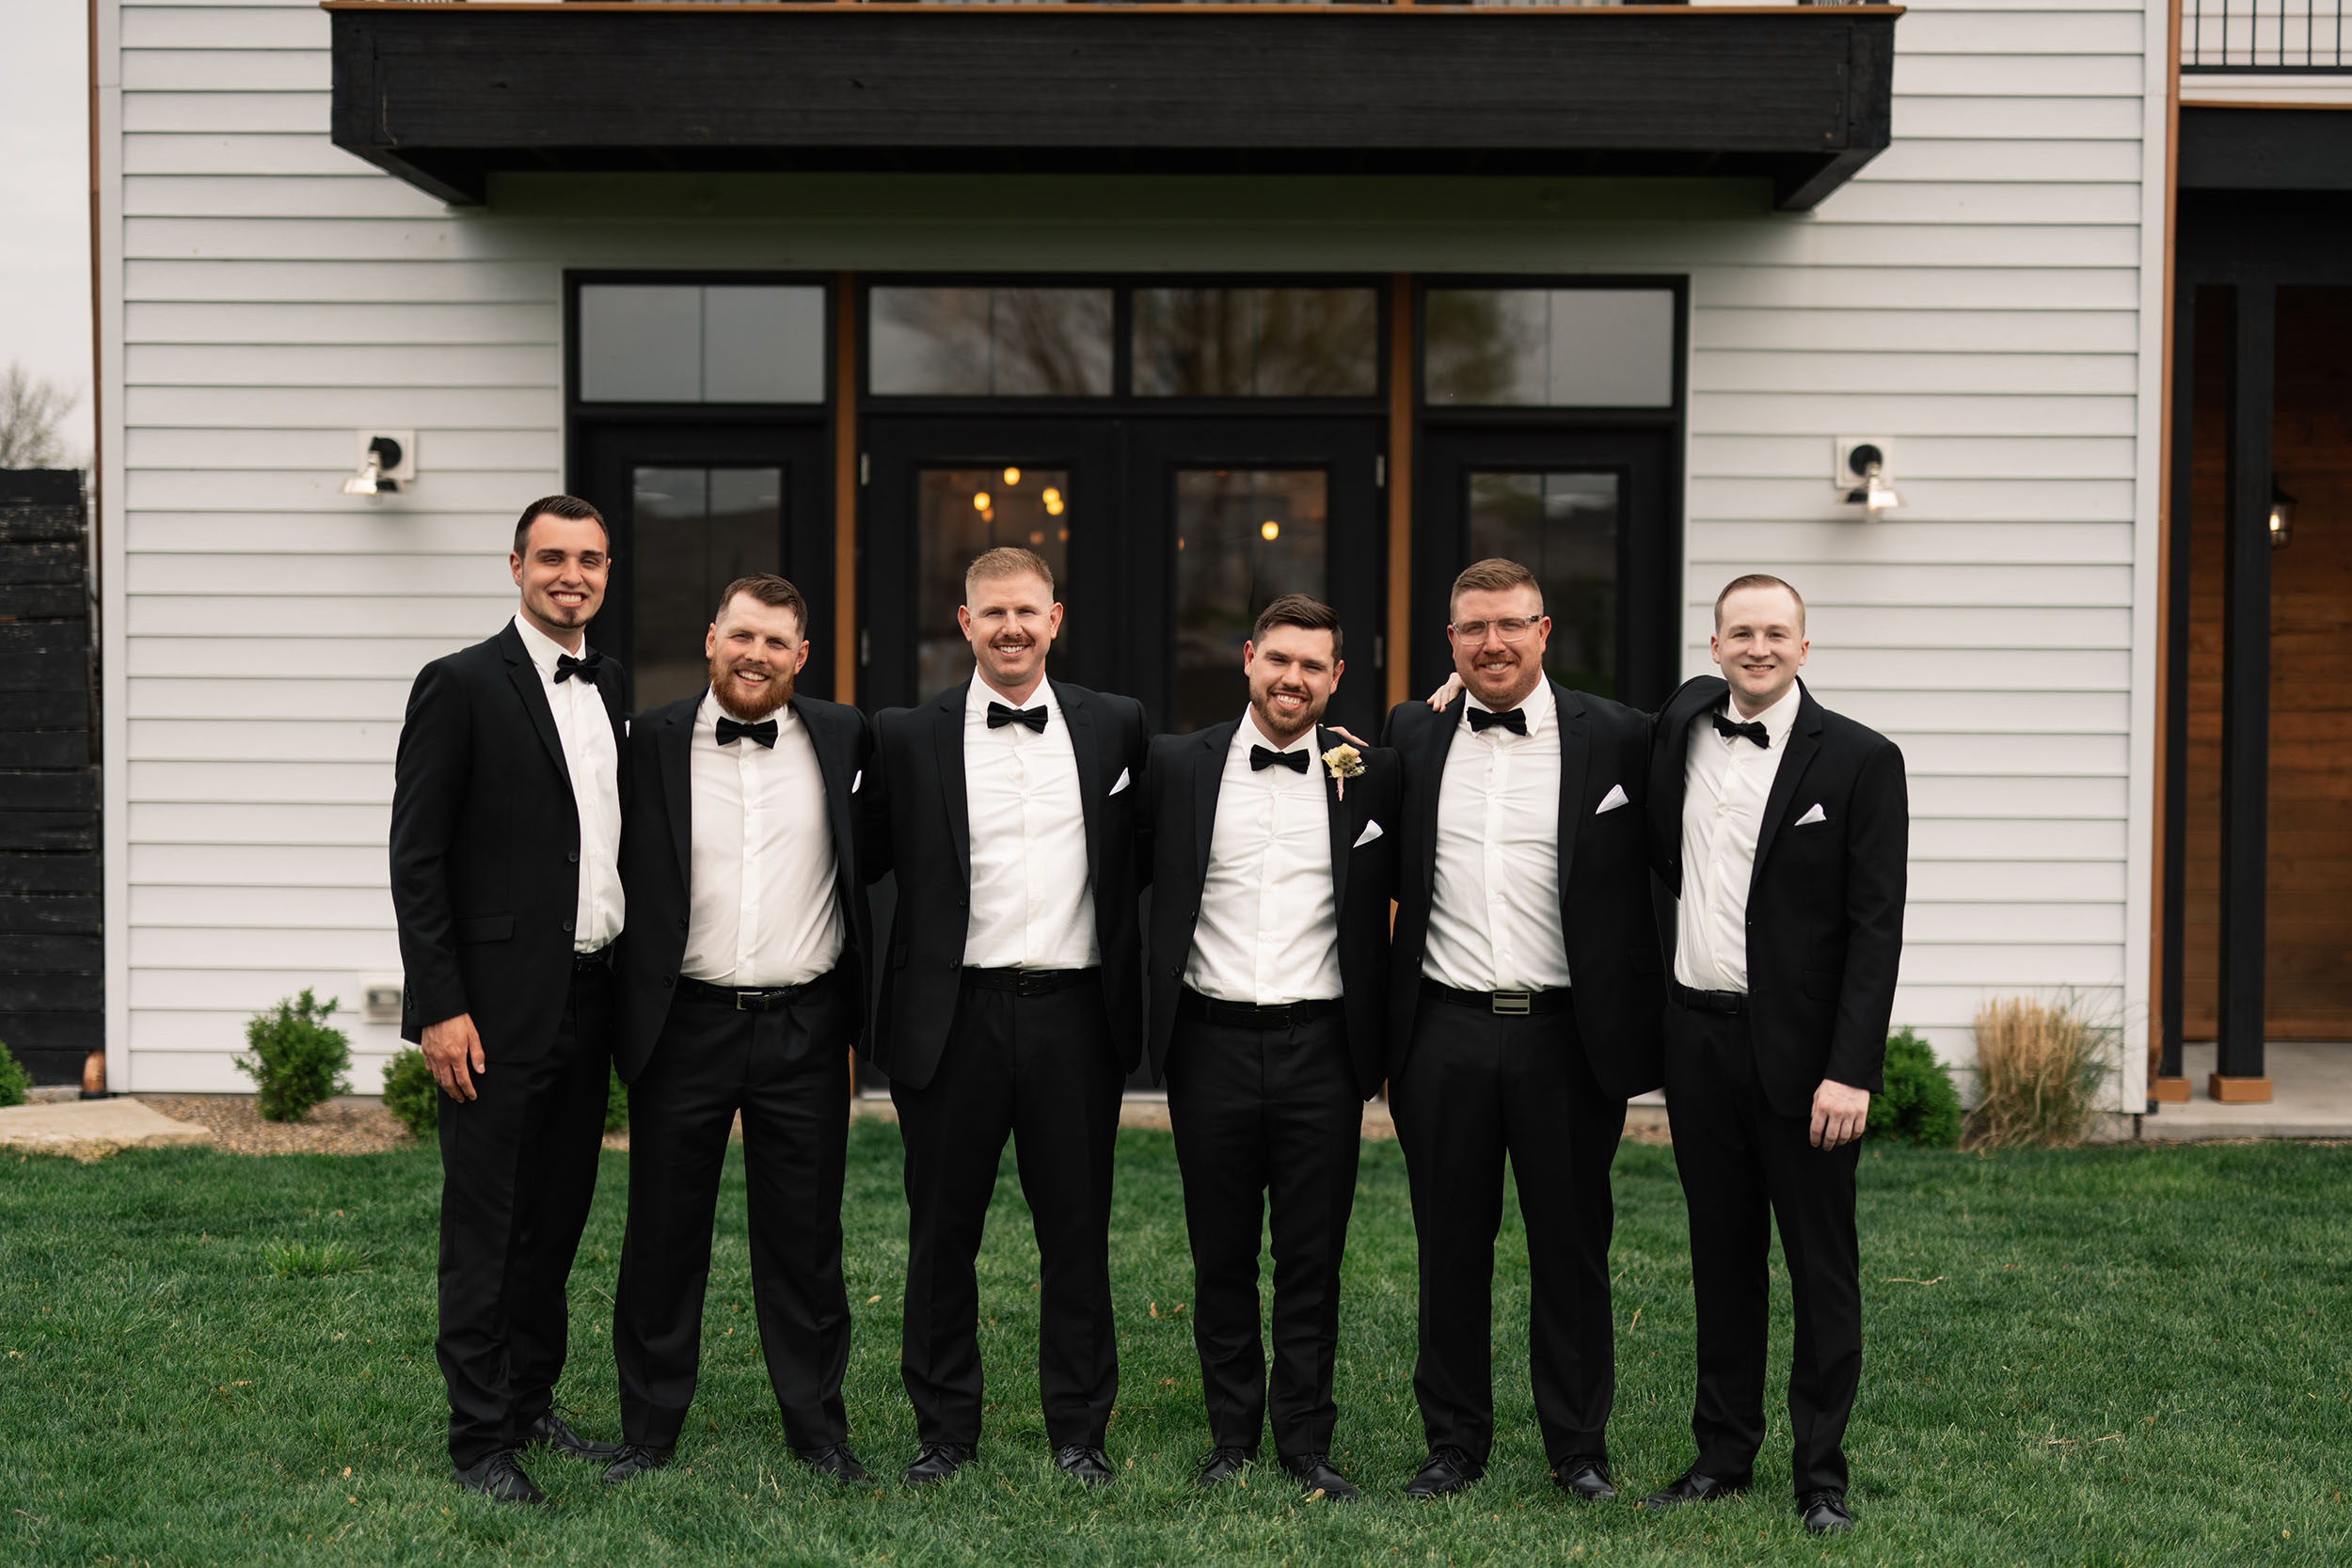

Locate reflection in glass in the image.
[1134,288,1378,397]
[581,285,825,404]
[631,466,785,707]
[1173,469,1328,733]
[916,467,1073,700]
[1425,288,1674,408]
[1465,470,1618,697]
[870,288,1114,397]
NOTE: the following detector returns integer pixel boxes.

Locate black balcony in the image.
[326,3,1900,213]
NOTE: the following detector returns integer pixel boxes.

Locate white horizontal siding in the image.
[103,0,2161,1095]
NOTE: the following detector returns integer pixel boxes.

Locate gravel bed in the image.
[137,1095,421,1156]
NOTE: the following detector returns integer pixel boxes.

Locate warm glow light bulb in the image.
[1260,519,1280,542]
[973,492,992,512]
[1003,467,1022,487]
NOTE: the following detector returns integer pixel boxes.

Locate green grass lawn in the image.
[1,1125,2346,1566]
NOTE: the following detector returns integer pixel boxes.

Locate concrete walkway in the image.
[0,1098,214,1162]
[2140,1042,2352,1141]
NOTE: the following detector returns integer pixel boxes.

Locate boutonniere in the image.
[1321,743,1364,801]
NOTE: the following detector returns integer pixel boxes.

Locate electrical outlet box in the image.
[362,979,404,1024]
[357,430,418,483]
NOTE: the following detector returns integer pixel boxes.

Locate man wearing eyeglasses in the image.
[1380,558,1664,1501]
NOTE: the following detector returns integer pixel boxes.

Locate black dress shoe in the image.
[1638,1467,1750,1510]
[1279,1453,1359,1500]
[524,1410,622,1461]
[1404,1447,1483,1498]
[600,1443,675,1485]
[900,1442,973,1486]
[1801,1490,1853,1535]
[798,1443,873,1484]
[1195,1447,1253,1487]
[1055,1445,1116,1486]
[1552,1456,1615,1501]
[452,1450,547,1506]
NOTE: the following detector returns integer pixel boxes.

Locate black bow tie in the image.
[987,702,1048,734]
[1468,705,1527,736]
[552,650,602,686]
[1250,745,1309,774]
[716,716,778,749]
[1712,711,1771,749]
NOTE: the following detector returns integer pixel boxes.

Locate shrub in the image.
[381,1047,439,1140]
[605,1064,628,1135]
[235,989,352,1123]
[0,1038,28,1108]
[1966,993,2111,1148]
[1867,1028,1962,1148]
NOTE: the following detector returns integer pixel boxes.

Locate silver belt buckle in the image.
[1492,990,1533,1016]
[735,990,762,1011]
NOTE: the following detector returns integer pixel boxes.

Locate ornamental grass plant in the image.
[1965,993,2111,1148]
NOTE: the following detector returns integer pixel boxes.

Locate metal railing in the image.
[2186,0,2348,70]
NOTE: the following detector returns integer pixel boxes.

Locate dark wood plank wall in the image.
[0,470,100,1085]
[2184,286,2352,1039]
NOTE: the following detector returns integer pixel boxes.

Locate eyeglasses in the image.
[1450,616,1541,644]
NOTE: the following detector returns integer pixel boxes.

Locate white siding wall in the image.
[99,0,2162,1100]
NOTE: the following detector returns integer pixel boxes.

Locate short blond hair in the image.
[965,546,1057,602]
[1449,557,1542,620]
[1713,573,1804,631]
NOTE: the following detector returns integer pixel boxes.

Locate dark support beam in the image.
[2216,282,2274,1101]
[2155,283,2194,1099]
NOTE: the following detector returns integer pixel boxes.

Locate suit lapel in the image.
[1748,682,1824,902]
[1060,682,1104,883]
[1417,696,1465,895]
[1191,722,1234,896]
[930,685,973,887]
[1315,724,1350,911]
[791,694,855,899]
[499,622,571,791]
[1550,679,1591,900]
[660,695,696,888]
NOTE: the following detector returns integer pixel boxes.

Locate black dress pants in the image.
[612,971,855,1452]
[1164,1006,1360,1460]
[1661,998,1863,1498]
[436,959,616,1468]
[1391,999,1625,1468]
[890,971,1122,1451]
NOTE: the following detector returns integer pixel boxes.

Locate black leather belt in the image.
[572,944,615,974]
[963,966,1091,996]
[1422,977,1570,1017]
[1178,989,1340,1031]
[677,974,829,1012]
[1669,980,1748,1015]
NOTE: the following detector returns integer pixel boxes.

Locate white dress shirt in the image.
[1184,710,1342,1006]
[1422,678,1573,992]
[512,612,624,953]
[1675,681,1802,993]
[961,674,1100,970]
[680,692,845,988]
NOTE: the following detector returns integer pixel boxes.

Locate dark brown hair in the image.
[512,494,608,559]
[714,573,810,639]
[1448,557,1542,619]
[1250,593,1343,660]
[965,546,1057,599]
[1712,573,1805,631]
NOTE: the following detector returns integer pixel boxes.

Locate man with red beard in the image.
[603,575,877,1485]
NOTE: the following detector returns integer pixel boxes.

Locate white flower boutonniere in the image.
[1321,743,1365,801]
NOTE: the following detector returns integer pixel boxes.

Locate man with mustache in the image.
[859,546,1151,1487]
[1382,557,1663,1501]
[390,495,628,1504]
[1141,594,1398,1501]
[601,575,876,1486]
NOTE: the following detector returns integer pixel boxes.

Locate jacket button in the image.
[567,850,579,864]
[677,917,688,932]
[660,974,673,988]
[561,918,574,933]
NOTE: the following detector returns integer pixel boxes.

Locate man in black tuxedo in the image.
[602,575,875,1487]
[860,546,1150,1488]
[1639,574,1906,1537]
[390,495,628,1504]
[1382,557,1663,1501]
[1142,594,1398,1501]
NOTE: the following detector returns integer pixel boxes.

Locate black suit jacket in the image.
[612,690,877,1084]
[859,679,1152,1090]
[1647,676,1909,1117]
[1141,721,1400,1099]
[390,621,628,1063]
[1383,679,1665,1101]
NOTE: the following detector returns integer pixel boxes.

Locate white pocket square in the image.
[851,769,863,794]
[1109,767,1132,796]
[1353,819,1384,848]
[1595,783,1629,816]
[1796,802,1827,826]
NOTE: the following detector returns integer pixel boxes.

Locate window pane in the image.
[916,467,1073,700]
[870,287,1113,397]
[581,283,826,404]
[1465,470,1617,698]
[631,465,784,707]
[581,286,703,402]
[1425,289,1675,408]
[1173,468,1328,733]
[702,286,827,404]
[1134,288,1377,397]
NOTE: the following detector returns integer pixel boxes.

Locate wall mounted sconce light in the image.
[2269,482,2296,549]
[1835,437,1903,518]
[343,431,417,496]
